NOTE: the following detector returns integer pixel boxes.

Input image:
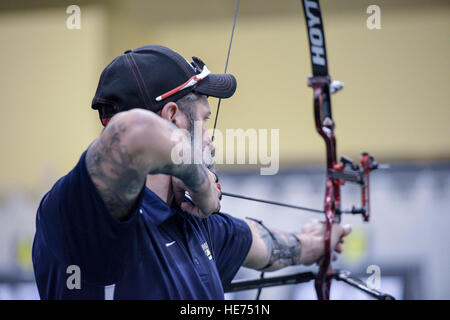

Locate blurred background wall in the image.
[0,0,448,299]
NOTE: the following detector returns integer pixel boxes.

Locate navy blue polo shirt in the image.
[32,151,252,299]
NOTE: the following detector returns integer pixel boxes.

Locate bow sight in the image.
[332,153,379,221]
[307,74,379,223]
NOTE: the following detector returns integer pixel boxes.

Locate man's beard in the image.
[186,115,215,173]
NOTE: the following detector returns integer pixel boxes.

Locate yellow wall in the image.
[0,6,106,190]
[0,0,449,190]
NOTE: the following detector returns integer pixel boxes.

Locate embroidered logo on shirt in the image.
[201,242,213,260]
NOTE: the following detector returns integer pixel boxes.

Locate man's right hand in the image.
[172,169,221,218]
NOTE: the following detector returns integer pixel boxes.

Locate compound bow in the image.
[212,0,394,300]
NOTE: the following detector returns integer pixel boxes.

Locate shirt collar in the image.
[142,187,190,226]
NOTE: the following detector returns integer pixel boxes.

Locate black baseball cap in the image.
[91,45,237,126]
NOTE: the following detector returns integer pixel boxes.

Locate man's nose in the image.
[203,131,213,148]
[209,144,216,158]
[204,128,212,142]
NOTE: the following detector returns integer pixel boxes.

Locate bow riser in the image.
[310,80,341,300]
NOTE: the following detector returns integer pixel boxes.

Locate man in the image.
[32,45,350,299]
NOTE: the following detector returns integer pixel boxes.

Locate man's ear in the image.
[159,102,179,123]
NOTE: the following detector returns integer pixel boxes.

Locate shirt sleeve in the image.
[35,150,145,285]
[207,213,252,289]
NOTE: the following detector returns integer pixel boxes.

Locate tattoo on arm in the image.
[86,121,147,221]
[86,114,210,220]
[264,230,301,271]
[150,162,208,194]
[249,219,302,271]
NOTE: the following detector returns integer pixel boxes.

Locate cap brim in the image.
[193,73,237,99]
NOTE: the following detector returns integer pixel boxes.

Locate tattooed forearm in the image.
[244,218,302,271]
[263,230,301,271]
[150,162,208,194]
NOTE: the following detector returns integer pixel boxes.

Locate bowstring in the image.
[211,0,271,301]
[212,0,240,142]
